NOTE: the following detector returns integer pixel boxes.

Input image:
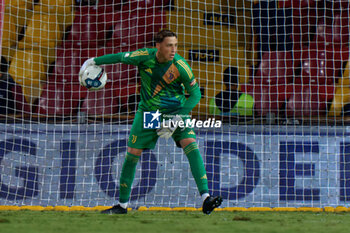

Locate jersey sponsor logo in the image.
[130,50,149,57]
[125,53,130,57]
[162,64,180,84]
[177,60,194,79]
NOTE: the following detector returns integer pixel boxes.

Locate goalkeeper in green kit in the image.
[79,30,222,214]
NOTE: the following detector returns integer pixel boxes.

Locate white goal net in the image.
[1,0,350,208]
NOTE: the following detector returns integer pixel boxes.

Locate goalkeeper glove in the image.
[156,115,183,139]
[79,58,96,80]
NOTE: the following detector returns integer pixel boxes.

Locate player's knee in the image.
[127,147,143,156]
[179,138,196,149]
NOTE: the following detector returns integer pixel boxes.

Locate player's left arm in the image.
[177,60,201,116]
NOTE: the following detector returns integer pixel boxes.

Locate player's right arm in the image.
[79,48,151,77]
[94,48,150,66]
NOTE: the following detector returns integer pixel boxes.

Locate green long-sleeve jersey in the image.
[94,47,201,115]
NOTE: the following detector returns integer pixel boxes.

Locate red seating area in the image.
[12,83,31,115]
[65,7,165,49]
[245,0,350,118]
[245,41,348,117]
[286,84,335,117]
[34,5,166,117]
[49,46,114,84]
[242,51,294,116]
[299,42,349,85]
[66,7,107,48]
[316,11,349,46]
[97,0,170,11]
[105,10,166,48]
[289,0,317,51]
[119,0,170,11]
[80,82,137,115]
[37,83,86,116]
[4,1,349,120]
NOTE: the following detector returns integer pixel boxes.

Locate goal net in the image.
[1,0,350,208]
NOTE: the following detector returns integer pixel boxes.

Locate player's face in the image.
[156,36,178,63]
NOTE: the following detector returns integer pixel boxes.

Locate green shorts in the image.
[127,110,197,149]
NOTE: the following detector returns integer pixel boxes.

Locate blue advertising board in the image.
[0,124,349,208]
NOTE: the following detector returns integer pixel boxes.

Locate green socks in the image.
[119,144,208,203]
[119,152,140,203]
[184,142,209,195]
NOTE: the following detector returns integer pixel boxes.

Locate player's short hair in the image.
[155,30,177,43]
[223,67,239,85]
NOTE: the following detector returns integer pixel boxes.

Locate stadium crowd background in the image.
[1,0,350,124]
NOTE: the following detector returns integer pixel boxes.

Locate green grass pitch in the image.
[0,210,350,233]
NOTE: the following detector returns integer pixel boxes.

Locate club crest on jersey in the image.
[168,72,175,81]
[163,64,180,84]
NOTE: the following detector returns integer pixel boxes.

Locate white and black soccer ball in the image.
[79,65,107,90]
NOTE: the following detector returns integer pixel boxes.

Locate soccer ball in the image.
[79,65,107,90]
